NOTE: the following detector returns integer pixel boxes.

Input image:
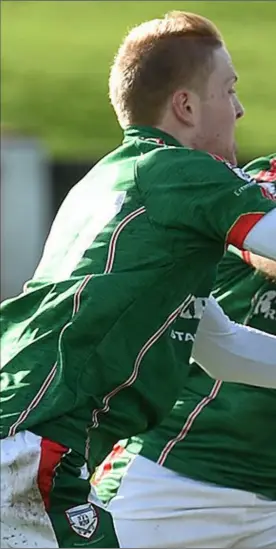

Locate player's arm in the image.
[147,149,276,260]
[229,151,276,270]
[224,153,276,259]
[248,254,276,280]
[191,296,276,389]
[138,148,276,262]
[207,155,276,260]
[244,251,276,279]
[243,209,276,260]
[242,154,276,261]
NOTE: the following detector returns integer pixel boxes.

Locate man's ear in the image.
[171,89,198,127]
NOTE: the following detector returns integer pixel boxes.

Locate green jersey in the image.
[136,253,276,500]
[1,127,274,474]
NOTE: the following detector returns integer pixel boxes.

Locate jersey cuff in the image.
[226,212,265,249]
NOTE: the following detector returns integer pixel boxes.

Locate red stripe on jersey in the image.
[104,207,146,274]
[208,153,226,163]
[38,438,68,510]
[157,380,222,466]
[90,295,193,430]
[226,212,265,249]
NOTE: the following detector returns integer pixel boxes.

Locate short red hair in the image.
[109,11,223,128]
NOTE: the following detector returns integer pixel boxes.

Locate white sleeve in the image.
[243,209,276,260]
[191,296,276,388]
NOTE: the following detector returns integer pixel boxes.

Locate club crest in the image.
[65,503,98,539]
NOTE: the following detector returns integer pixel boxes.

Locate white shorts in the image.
[107,454,276,549]
[1,431,59,548]
[0,431,119,548]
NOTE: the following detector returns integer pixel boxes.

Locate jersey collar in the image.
[123,125,182,148]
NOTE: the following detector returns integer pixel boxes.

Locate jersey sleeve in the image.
[137,147,275,251]
[192,296,276,389]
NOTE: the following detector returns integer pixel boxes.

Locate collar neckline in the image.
[123,125,182,148]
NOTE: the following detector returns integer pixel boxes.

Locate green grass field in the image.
[2,1,276,160]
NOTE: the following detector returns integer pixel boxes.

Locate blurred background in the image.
[1,1,275,299]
